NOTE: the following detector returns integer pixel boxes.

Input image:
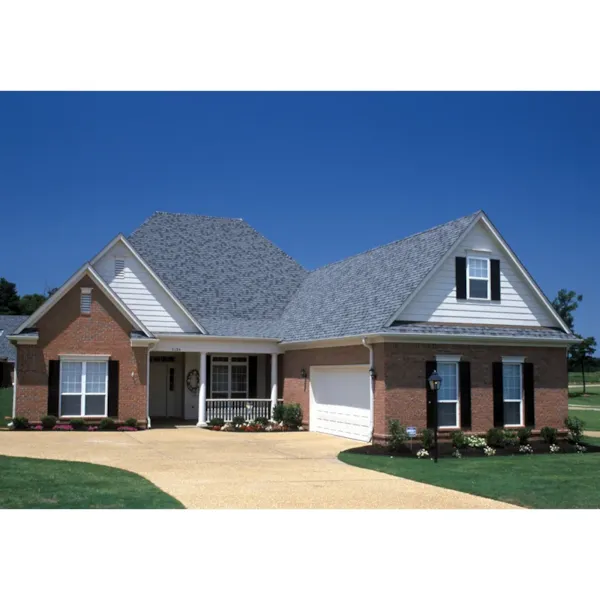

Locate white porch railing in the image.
[206,399,282,422]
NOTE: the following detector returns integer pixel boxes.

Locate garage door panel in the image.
[310,366,371,442]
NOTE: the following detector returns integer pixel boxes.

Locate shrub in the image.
[388,419,409,453]
[540,426,558,445]
[421,428,435,450]
[517,427,532,445]
[282,403,303,427]
[466,435,486,448]
[124,418,138,429]
[503,429,519,447]
[253,416,269,426]
[70,418,85,431]
[99,417,116,431]
[117,426,137,432]
[486,428,505,448]
[272,403,285,422]
[53,424,73,431]
[207,418,225,428]
[483,446,496,456]
[231,416,246,426]
[41,415,57,430]
[451,430,467,449]
[416,449,429,459]
[564,416,585,444]
[12,416,29,430]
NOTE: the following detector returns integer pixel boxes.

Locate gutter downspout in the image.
[12,352,17,419]
[362,337,374,442]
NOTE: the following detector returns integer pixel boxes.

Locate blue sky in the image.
[1,92,598,344]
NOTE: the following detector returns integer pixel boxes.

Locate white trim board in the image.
[13,263,152,337]
[90,234,207,334]
[385,212,572,334]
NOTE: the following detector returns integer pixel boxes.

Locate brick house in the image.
[9,210,578,441]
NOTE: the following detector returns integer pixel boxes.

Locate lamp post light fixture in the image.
[369,367,377,380]
[427,370,443,463]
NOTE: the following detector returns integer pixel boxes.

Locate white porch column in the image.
[197,351,207,426]
[270,353,278,414]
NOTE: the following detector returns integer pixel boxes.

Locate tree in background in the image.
[0,278,21,314]
[19,293,47,316]
[552,288,597,394]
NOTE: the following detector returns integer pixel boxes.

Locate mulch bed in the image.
[345,439,600,459]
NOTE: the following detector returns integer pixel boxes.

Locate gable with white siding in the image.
[396,220,559,327]
[93,240,199,334]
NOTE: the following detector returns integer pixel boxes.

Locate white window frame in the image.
[467,255,491,300]
[435,359,460,429]
[210,355,249,399]
[502,357,524,427]
[59,359,108,418]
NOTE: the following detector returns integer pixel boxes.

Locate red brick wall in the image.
[15,275,148,422]
[282,344,386,426]
[282,341,568,440]
[383,342,568,439]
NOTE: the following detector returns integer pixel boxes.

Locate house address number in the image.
[170,347,182,352]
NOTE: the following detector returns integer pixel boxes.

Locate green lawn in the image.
[339,450,600,509]
[0,387,12,427]
[569,387,600,406]
[0,455,184,509]
[569,371,600,385]
[569,408,600,431]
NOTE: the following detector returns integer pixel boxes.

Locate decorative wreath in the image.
[186,369,200,393]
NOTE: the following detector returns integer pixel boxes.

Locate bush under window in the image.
[41,415,57,430]
[388,419,409,453]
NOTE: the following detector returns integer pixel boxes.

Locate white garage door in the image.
[310,365,371,442]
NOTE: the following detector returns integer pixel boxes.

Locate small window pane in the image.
[438,402,458,427]
[468,258,488,278]
[86,362,107,394]
[469,279,488,298]
[231,364,247,393]
[61,362,82,394]
[231,357,247,363]
[61,394,81,416]
[85,395,106,416]
[437,363,458,401]
[503,364,522,400]
[212,365,229,394]
[504,402,521,426]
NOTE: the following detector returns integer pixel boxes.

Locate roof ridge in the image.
[309,210,482,273]
[129,211,243,238]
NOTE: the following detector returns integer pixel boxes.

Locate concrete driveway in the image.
[0,428,514,509]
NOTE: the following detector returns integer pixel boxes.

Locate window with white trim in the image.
[211,356,248,399]
[437,361,459,428]
[467,256,490,299]
[503,363,523,426]
[60,360,108,417]
[80,288,92,314]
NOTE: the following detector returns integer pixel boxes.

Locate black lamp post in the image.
[428,370,443,463]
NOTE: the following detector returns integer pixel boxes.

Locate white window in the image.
[115,258,125,279]
[436,361,459,428]
[467,256,490,300]
[60,360,108,417]
[80,287,92,314]
[211,356,248,399]
[503,363,523,426]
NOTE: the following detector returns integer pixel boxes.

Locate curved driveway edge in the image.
[0,429,516,509]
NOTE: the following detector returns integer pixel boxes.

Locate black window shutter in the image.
[248,356,257,399]
[491,259,501,301]
[459,361,472,429]
[206,355,211,398]
[108,360,119,418]
[492,362,504,427]
[456,257,467,300]
[48,360,60,417]
[523,362,535,427]
[426,361,437,429]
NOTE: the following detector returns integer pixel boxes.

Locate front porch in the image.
[148,350,284,425]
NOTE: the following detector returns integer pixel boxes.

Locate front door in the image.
[150,362,178,417]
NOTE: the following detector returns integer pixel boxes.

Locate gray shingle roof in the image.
[384,322,579,341]
[128,212,307,337]
[278,212,481,341]
[0,315,28,362]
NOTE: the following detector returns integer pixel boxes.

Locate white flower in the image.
[519,444,533,454]
[549,444,560,454]
[298,426,304,431]
[416,449,429,459]
[483,446,496,456]
[575,444,587,453]
[452,449,462,459]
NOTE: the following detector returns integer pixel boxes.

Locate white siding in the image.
[93,241,198,333]
[398,221,557,327]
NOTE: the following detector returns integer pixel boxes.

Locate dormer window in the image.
[80,288,92,315]
[467,256,490,299]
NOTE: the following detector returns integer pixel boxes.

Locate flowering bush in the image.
[416,449,429,459]
[87,426,98,432]
[33,424,43,431]
[549,444,561,454]
[117,426,137,432]
[575,444,587,454]
[519,444,533,454]
[41,415,57,430]
[452,449,462,459]
[466,435,486,448]
[483,446,496,456]
[52,424,73,431]
[451,431,467,449]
